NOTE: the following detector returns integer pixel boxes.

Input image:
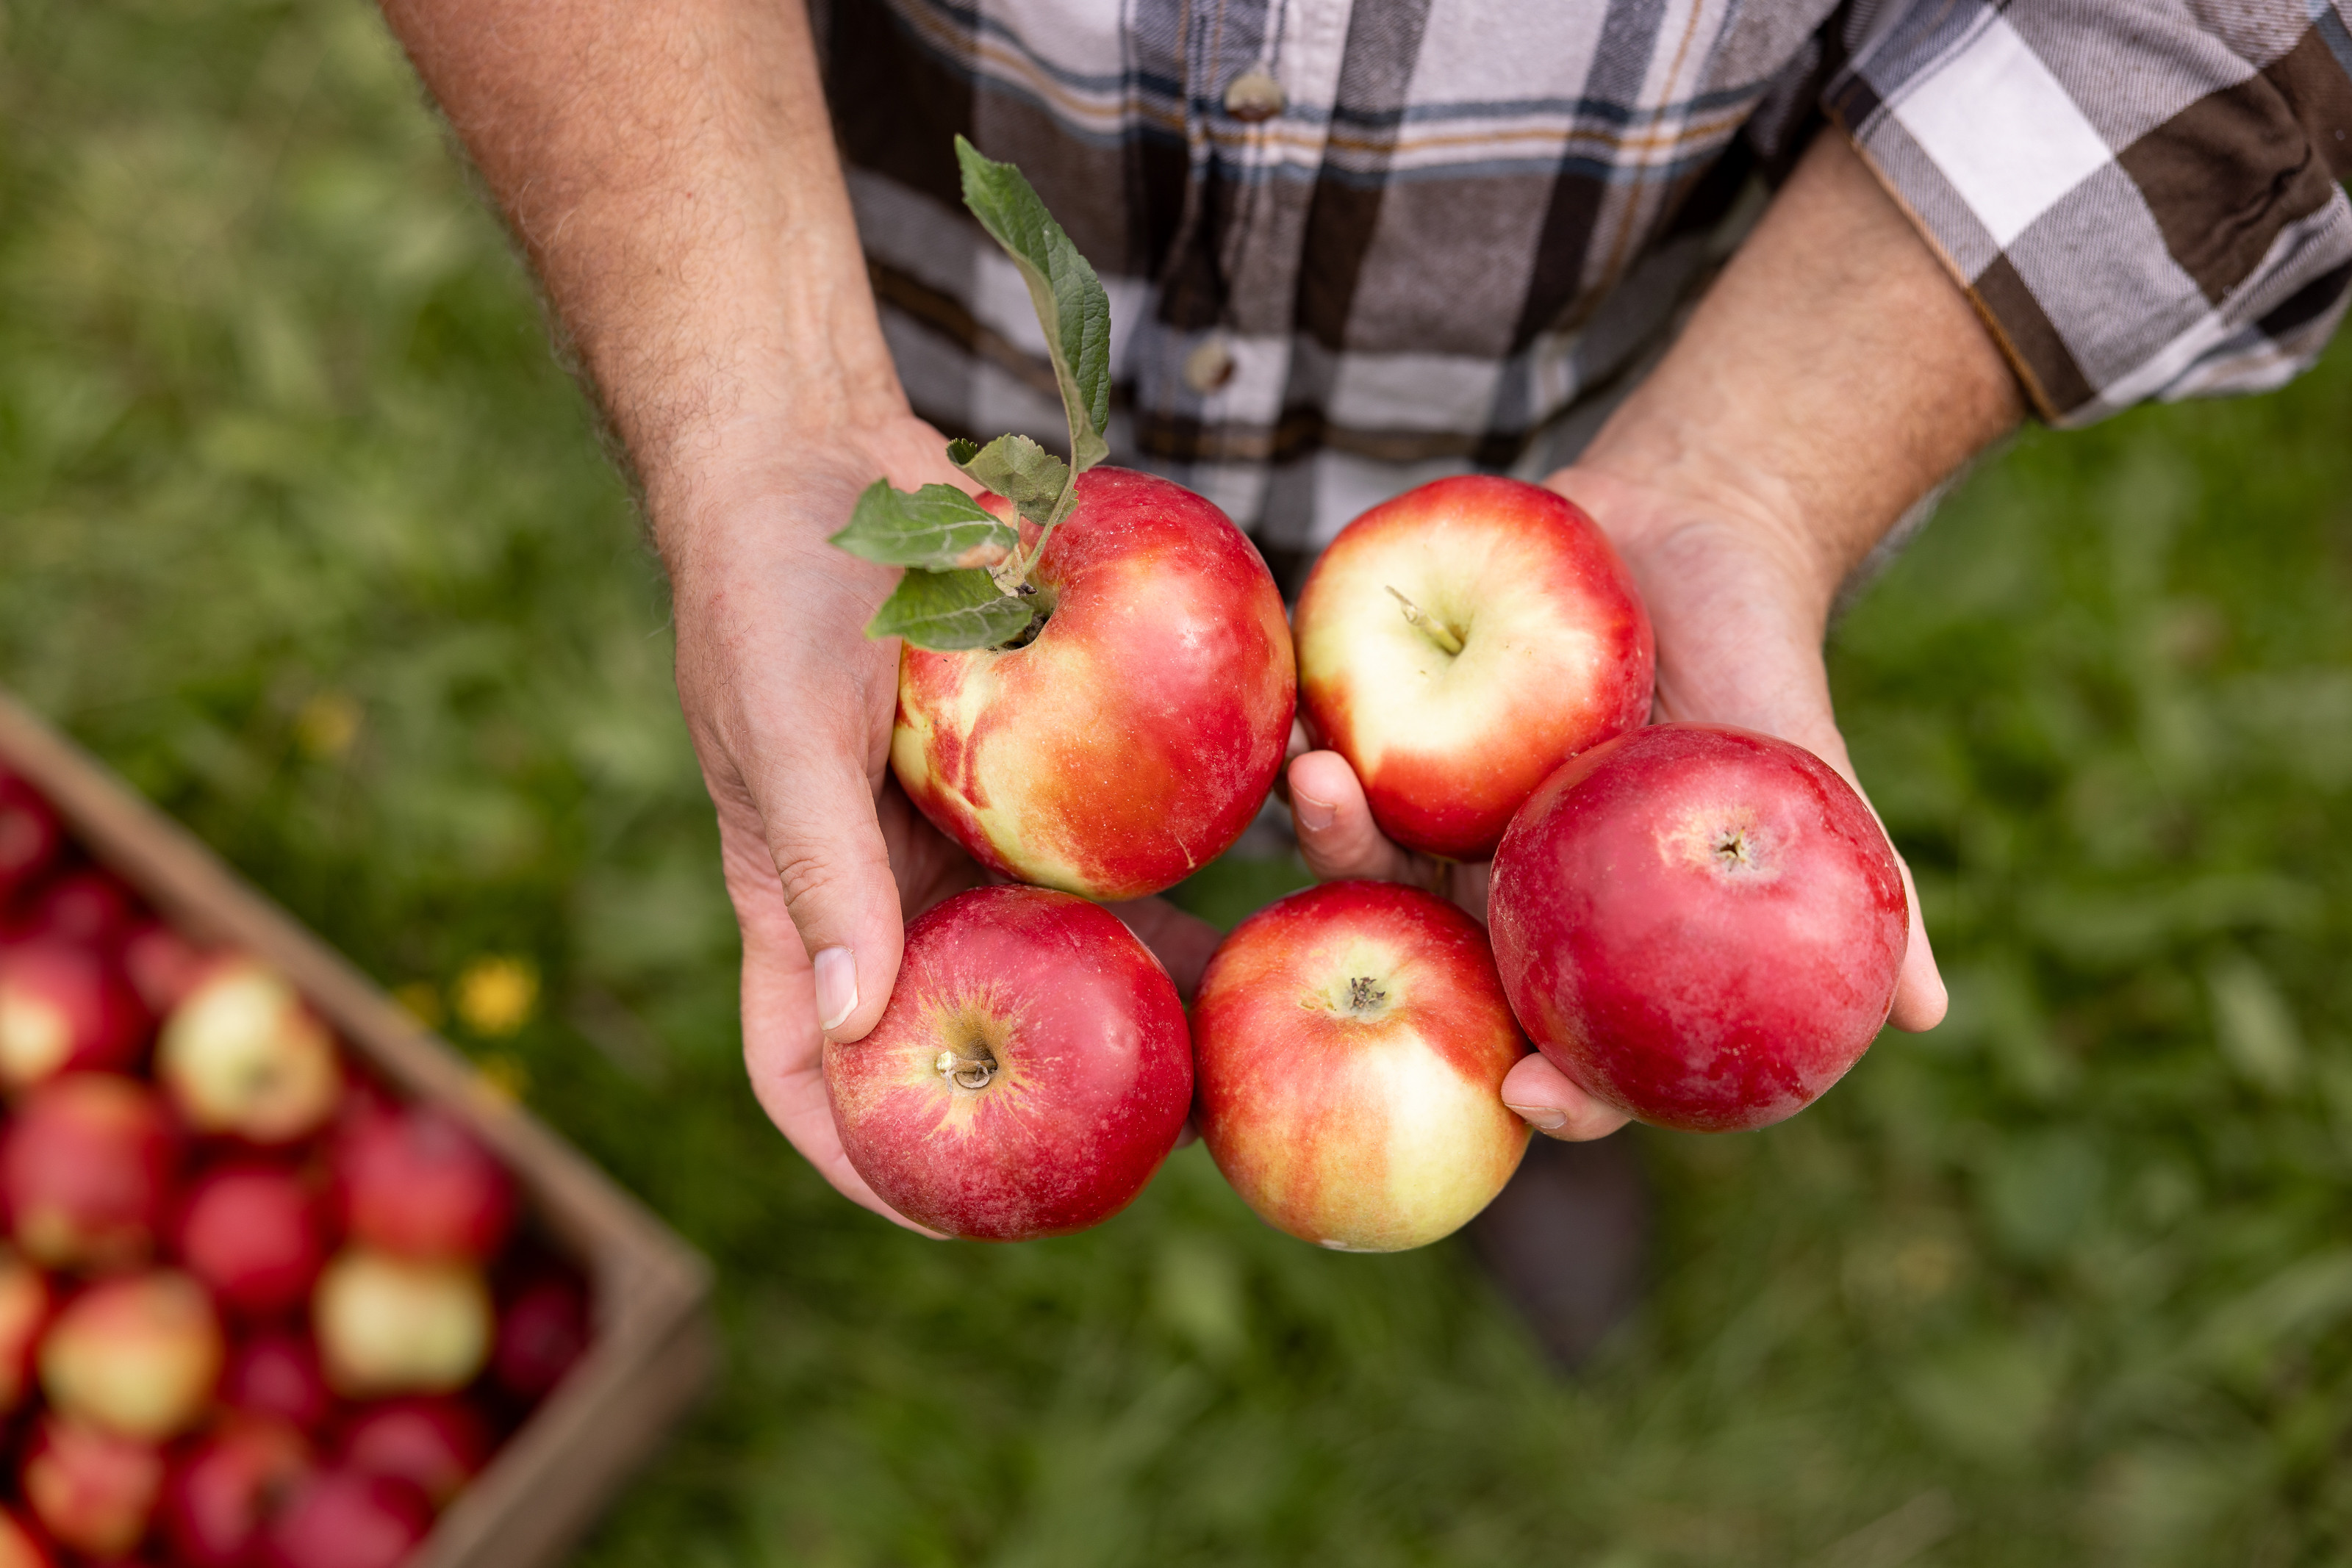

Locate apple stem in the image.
[1385,586,1464,656]
[934,1048,998,1091]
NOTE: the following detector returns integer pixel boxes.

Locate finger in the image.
[1288,750,1423,885]
[718,805,944,1237]
[1105,896,1224,1002]
[1499,1054,1633,1142]
[1886,855,1946,1031]
[751,747,906,1046]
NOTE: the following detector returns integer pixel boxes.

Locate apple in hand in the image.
[158,960,341,1145]
[825,885,1191,1239]
[21,1416,165,1560]
[1291,475,1653,860]
[0,774,62,904]
[159,1418,312,1568]
[39,1270,226,1440]
[258,1470,433,1568]
[176,1163,327,1317]
[222,1331,332,1430]
[0,943,148,1090]
[1489,723,1908,1132]
[893,467,1295,899]
[4,1073,177,1270]
[315,1249,493,1397]
[0,1506,51,1568]
[334,1104,514,1262]
[0,1248,51,1411]
[338,1395,488,1506]
[1191,880,1530,1251]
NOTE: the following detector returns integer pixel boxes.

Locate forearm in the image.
[1570,130,2023,626]
[376,0,900,527]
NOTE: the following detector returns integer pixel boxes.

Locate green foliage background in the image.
[7,4,2352,1562]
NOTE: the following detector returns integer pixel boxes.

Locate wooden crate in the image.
[0,688,717,1568]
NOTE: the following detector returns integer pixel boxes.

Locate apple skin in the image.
[0,775,62,904]
[176,1163,328,1317]
[0,1248,51,1412]
[157,960,342,1146]
[491,1274,588,1400]
[257,1470,433,1568]
[1292,475,1654,860]
[9,871,138,951]
[1191,880,1532,1251]
[38,1270,226,1441]
[3,1073,178,1271]
[159,1417,313,1568]
[1488,723,1909,1133]
[337,1395,488,1506]
[824,885,1191,1240]
[0,1506,53,1568]
[121,924,207,1016]
[314,1249,493,1398]
[892,467,1295,900]
[334,1104,514,1262]
[0,943,149,1090]
[21,1416,165,1561]
[221,1331,333,1430]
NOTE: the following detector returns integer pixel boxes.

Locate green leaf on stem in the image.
[950,433,1070,530]
[865,567,1038,650]
[828,480,1017,570]
[954,135,1111,483]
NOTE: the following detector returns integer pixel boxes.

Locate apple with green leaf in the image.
[830,140,1293,900]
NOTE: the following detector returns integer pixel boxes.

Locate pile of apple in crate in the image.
[825,142,1909,1249]
[0,772,588,1567]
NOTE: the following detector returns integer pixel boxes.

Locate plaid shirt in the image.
[820,0,2352,585]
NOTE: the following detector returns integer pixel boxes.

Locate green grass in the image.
[9,3,2352,1562]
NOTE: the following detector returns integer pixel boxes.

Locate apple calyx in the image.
[1384,586,1465,657]
[828,137,1112,652]
[933,1046,998,1091]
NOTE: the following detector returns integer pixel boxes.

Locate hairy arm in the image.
[1293,130,2024,1134]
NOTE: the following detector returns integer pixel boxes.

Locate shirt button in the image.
[1223,69,1286,122]
[1183,337,1237,393]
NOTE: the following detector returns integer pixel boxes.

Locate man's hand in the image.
[1291,129,2021,1142]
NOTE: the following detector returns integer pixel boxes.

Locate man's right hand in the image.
[663,412,986,1231]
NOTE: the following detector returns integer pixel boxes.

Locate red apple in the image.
[338,1396,487,1506]
[0,943,148,1090]
[159,1418,312,1568]
[257,1470,431,1568]
[4,1073,176,1270]
[1291,475,1653,860]
[0,1248,50,1411]
[121,924,207,1015]
[1191,880,1530,1251]
[21,1416,164,1560]
[0,1506,51,1568]
[40,1270,225,1439]
[492,1274,587,1400]
[0,776,62,904]
[11,871,138,951]
[176,1163,327,1317]
[158,960,341,1145]
[892,467,1294,899]
[334,1104,513,1262]
[314,1249,492,1397]
[221,1332,332,1429]
[1489,723,1908,1132]
[824,885,1191,1240]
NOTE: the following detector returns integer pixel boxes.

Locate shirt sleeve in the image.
[1824,1,2352,425]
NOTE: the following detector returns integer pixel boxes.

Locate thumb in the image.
[753,749,907,1044]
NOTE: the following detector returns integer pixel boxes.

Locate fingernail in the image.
[1294,792,1336,832]
[1505,1102,1568,1132]
[814,946,858,1034]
